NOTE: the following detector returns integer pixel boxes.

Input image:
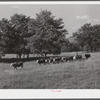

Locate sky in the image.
[0,4,100,37]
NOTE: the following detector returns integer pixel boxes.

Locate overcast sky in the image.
[0,4,100,37]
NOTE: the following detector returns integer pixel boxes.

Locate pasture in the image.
[0,52,100,89]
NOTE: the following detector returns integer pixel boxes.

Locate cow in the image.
[73,56,76,60]
[61,56,67,62]
[73,55,82,61]
[85,54,91,59]
[45,59,50,64]
[53,57,62,63]
[67,56,74,62]
[37,59,46,65]
[10,62,23,69]
[48,57,54,63]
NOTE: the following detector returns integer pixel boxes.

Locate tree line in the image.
[0,10,100,58]
[0,10,68,58]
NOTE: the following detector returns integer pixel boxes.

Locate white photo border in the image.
[0,1,100,99]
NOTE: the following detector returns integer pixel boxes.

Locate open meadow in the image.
[0,52,100,89]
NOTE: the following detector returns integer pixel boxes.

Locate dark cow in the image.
[67,56,74,61]
[85,54,91,59]
[53,57,62,63]
[10,62,23,69]
[37,59,46,65]
[49,57,54,63]
[73,55,82,60]
[60,56,74,62]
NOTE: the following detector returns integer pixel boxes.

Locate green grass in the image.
[0,52,100,89]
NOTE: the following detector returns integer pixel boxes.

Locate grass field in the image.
[0,52,100,89]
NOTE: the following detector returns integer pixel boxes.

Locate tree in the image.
[0,14,31,58]
[27,10,68,57]
[61,42,80,52]
[0,18,13,56]
[91,25,100,51]
[10,14,30,58]
[0,39,6,58]
[61,39,69,52]
[73,23,100,52]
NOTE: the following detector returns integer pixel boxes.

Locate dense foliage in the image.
[1,10,100,58]
[27,10,68,57]
[0,10,68,58]
[73,23,100,52]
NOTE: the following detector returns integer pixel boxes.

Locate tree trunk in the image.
[0,55,1,58]
[23,54,25,58]
[17,54,21,58]
[81,46,84,52]
[44,53,47,58]
[27,54,29,58]
[19,54,21,58]
[16,54,18,58]
[90,46,93,52]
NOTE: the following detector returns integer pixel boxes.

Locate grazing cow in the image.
[73,56,76,60]
[37,59,46,65]
[53,57,62,63]
[61,56,67,62]
[74,55,82,60]
[85,54,91,59]
[10,62,23,69]
[45,59,50,64]
[67,56,74,61]
[61,56,69,62]
[49,57,54,63]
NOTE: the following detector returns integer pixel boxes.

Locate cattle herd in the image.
[37,53,91,65]
[10,53,91,69]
